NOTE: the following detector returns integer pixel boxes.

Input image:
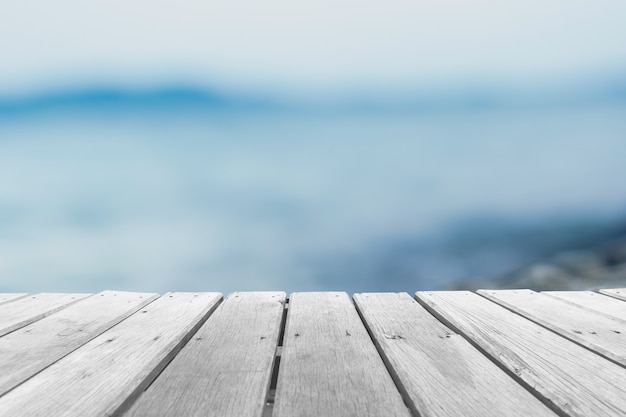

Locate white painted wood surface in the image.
[0,292,222,417]
[0,289,624,417]
[0,293,90,337]
[478,289,626,366]
[0,293,28,305]
[601,288,626,302]
[126,292,285,417]
[0,291,158,395]
[354,292,555,417]
[543,290,626,320]
[416,291,626,417]
[274,292,411,417]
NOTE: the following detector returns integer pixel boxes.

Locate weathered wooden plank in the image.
[601,288,626,302]
[0,294,29,306]
[0,293,91,337]
[0,291,158,396]
[543,290,626,320]
[125,292,285,417]
[478,289,626,366]
[274,292,410,417]
[417,291,626,417]
[0,292,222,417]
[354,292,555,417]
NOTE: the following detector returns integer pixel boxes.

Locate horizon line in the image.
[1,77,625,117]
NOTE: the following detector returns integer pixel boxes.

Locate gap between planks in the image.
[477,289,626,369]
[262,298,289,417]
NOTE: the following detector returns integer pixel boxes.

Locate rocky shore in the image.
[448,235,626,291]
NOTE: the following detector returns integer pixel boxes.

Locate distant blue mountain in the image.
[0,86,278,117]
[1,77,625,118]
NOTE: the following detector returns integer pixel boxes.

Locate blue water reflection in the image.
[0,88,625,293]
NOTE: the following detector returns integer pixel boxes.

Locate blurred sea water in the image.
[1,92,625,294]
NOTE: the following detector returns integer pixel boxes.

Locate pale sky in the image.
[1,0,626,95]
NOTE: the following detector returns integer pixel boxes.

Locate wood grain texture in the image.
[125,292,285,417]
[0,291,158,396]
[0,294,28,306]
[0,293,91,337]
[273,292,410,417]
[417,291,626,417]
[0,292,222,417]
[543,290,626,320]
[478,289,626,366]
[354,292,555,417]
[601,288,626,302]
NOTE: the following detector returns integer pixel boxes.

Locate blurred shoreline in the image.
[447,228,626,291]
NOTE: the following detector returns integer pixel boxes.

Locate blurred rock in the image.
[447,236,626,291]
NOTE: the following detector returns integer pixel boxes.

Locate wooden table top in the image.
[0,289,625,417]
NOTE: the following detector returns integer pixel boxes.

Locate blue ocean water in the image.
[0,96,625,293]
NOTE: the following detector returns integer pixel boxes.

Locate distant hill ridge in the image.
[1,77,626,117]
[0,86,274,116]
